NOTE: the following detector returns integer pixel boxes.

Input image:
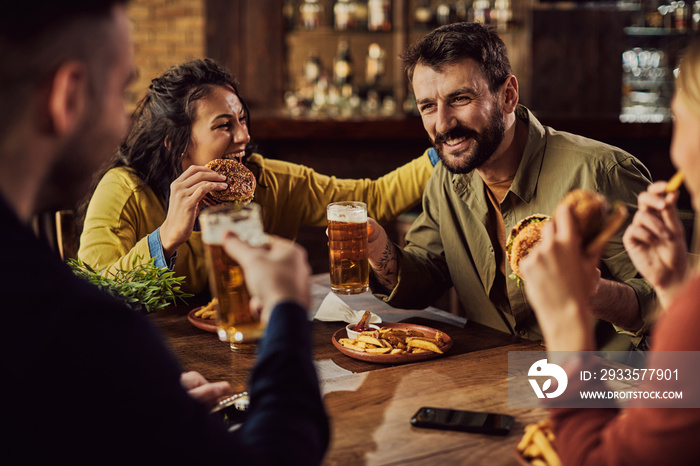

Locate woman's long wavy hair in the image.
[86,58,253,211]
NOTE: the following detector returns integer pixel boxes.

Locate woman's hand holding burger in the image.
[160,165,228,259]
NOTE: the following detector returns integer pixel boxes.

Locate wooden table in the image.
[151,274,547,465]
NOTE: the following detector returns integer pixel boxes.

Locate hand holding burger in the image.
[507,189,628,285]
[159,159,257,260]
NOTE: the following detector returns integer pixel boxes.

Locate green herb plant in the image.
[67,256,193,313]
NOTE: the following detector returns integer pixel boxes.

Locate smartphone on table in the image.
[410,407,515,436]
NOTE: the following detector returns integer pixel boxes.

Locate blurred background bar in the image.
[113,0,694,281]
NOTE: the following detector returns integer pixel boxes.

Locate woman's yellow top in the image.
[78,151,434,294]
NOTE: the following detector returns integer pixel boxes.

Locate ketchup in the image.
[350,324,370,332]
[352,311,372,333]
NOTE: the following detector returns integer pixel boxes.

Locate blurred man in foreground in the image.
[367,22,654,351]
[0,2,328,464]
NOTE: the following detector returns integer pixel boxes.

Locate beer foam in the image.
[200,204,269,246]
[327,203,367,223]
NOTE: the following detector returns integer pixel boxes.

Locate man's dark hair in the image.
[401,22,512,93]
[0,1,128,137]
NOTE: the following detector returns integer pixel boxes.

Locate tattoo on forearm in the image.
[374,242,398,290]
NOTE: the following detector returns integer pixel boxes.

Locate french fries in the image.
[339,327,446,355]
[517,420,561,466]
[666,170,684,192]
[193,298,217,320]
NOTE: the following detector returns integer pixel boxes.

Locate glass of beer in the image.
[327,201,369,294]
[200,203,268,351]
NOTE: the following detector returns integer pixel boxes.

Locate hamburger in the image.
[506,214,550,283]
[205,158,256,206]
[506,189,629,284]
[560,189,629,255]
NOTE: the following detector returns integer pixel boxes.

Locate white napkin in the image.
[313,292,382,324]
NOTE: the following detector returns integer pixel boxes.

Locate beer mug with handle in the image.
[327,201,369,294]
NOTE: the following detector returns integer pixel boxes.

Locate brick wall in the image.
[126,0,206,112]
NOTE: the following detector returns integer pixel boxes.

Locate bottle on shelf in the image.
[354,0,369,30]
[658,2,676,29]
[365,42,386,86]
[414,0,434,30]
[455,0,471,23]
[300,0,324,30]
[284,0,296,30]
[334,0,358,31]
[694,0,700,30]
[304,54,323,85]
[334,39,354,86]
[436,0,452,27]
[473,0,492,25]
[492,0,512,32]
[644,0,664,28]
[368,0,392,32]
[675,0,689,29]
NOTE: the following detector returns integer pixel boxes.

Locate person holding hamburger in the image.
[365,22,655,352]
[0,1,329,463]
[78,58,436,294]
[516,38,700,464]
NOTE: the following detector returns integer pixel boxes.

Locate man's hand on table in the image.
[180,371,231,408]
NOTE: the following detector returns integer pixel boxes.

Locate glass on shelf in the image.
[620,47,673,123]
[492,0,512,32]
[334,0,359,31]
[300,0,324,30]
[473,0,491,25]
[368,0,391,32]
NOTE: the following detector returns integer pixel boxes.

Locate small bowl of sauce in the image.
[346,322,380,339]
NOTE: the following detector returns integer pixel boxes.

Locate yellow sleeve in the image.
[78,169,157,273]
[78,168,209,295]
[265,149,434,228]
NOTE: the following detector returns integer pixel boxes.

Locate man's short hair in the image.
[0,1,127,136]
[401,22,512,93]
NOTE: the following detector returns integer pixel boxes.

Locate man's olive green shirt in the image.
[372,106,655,351]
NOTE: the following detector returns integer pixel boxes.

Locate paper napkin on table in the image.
[313,292,382,324]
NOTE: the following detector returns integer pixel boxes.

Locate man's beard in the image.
[433,106,506,175]
[35,100,113,214]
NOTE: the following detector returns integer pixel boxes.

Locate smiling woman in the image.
[77,58,435,294]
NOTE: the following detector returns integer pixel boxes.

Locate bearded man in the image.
[368,22,655,352]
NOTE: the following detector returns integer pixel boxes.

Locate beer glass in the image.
[200,203,268,351]
[327,201,369,294]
